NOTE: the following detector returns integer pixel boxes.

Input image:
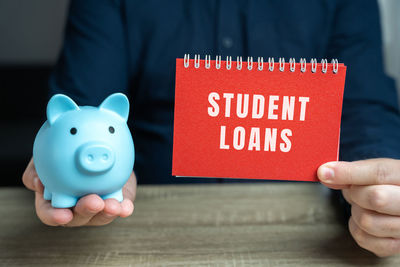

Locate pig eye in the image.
[109,126,115,134]
[70,127,77,135]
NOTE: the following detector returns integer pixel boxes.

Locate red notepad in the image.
[172,55,346,181]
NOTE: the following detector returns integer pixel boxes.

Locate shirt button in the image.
[222,37,233,49]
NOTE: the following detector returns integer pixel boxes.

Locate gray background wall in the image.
[379,0,400,92]
[0,0,69,64]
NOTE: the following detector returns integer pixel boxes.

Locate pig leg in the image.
[102,189,123,202]
[51,193,78,208]
[43,187,52,200]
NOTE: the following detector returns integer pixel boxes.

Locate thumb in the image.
[22,158,44,193]
[318,158,400,187]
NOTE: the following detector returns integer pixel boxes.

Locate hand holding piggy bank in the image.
[33,93,135,208]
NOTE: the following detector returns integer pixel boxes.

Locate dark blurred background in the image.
[0,0,399,187]
[0,0,69,186]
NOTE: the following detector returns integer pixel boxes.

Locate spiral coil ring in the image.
[279,58,285,72]
[184,54,190,68]
[289,58,296,72]
[258,57,263,71]
[237,56,242,70]
[268,57,274,71]
[321,59,328,73]
[300,58,307,73]
[311,58,318,73]
[183,54,339,73]
[215,55,221,69]
[331,59,339,74]
[226,56,232,70]
[194,54,200,68]
[205,55,211,69]
[247,57,253,70]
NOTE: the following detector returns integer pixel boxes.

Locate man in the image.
[22,0,400,257]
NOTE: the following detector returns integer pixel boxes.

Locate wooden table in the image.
[1,183,399,266]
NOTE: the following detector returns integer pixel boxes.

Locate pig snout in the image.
[76,142,115,174]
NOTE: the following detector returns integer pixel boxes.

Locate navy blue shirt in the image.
[49,0,400,185]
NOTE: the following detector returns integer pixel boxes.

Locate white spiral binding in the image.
[183,54,340,74]
[289,58,296,72]
[268,57,274,71]
[226,56,232,70]
[300,58,307,73]
[205,55,211,69]
[321,59,328,73]
[247,56,253,70]
[311,58,318,73]
[258,57,263,71]
[331,59,339,74]
[194,54,200,68]
[237,56,242,70]
[279,57,285,72]
[215,55,221,69]
[184,54,190,68]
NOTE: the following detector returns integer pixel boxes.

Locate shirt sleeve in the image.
[326,0,400,162]
[48,0,129,106]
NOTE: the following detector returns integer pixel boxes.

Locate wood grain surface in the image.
[0,183,399,266]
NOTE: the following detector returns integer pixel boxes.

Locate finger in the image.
[35,192,73,226]
[65,195,105,227]
[123,172,137,202]
[118,172,136,218]
[349,216,400,257]
[120,199,134,218]
[342,189,353,204]
[22,158,41,192]
[35,179,44,194]
[318,158,400,186]
[87,198,121,226]
[347,185,400,216]
[352,204,400,238]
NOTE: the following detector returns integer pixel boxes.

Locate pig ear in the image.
[99,93,129,121]
[47,94,80,125]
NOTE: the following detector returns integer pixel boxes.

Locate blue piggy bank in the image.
[33,93,135,208]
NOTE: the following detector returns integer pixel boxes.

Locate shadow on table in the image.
[319,231,382,265]
[315,190,386,265]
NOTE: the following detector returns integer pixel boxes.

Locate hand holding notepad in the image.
[173,55,346,181]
